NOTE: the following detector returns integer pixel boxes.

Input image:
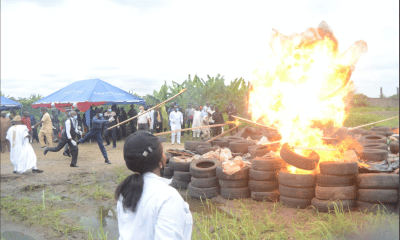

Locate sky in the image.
[1,0,399,99]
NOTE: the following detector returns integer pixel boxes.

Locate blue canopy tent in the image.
[32,79,145,112]
[0,96,22,111]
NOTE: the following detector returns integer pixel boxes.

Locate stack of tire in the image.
[278,170,316,209]
[188,158,221,199]
[356,173,399,213]
[249,155,282,202]
[184,141,212,153]
[229,139,256,156]
[217,165,251,199]
[196,145,219,155]
[161,153,174,179]
[358,134,389,162]
[210,138,229,148]
[170,156,192,190]
[312,162,358,212]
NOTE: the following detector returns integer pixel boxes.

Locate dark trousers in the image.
[130,121,137,134]
[213,125,222,137]
[138,123,148,132]
[105,128,117,147]
[79,130,108,159]
[32,128,39,143]
[228,115,238,134]
[47,138,79,166]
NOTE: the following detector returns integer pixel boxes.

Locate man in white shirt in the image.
[169,105,183,144]
[44,111,82,167]
[192,106,202,139]
[6,116,43,174]
[137,106,151,132]
[201,111,213,139]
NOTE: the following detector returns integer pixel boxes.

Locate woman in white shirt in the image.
[115,131,193,240]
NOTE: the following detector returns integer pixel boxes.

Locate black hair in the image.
[114,136,164,212]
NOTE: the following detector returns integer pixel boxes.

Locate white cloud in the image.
[1,0,398,99]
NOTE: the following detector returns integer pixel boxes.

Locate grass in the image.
[191,199,399,240]
[344,106,399,129]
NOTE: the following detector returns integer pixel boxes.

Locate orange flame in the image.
[249,21,367,174]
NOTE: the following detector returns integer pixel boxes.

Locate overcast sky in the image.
[2,0,399,99]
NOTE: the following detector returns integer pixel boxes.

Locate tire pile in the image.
[312,162,358,212]
[228,139,255,155]
[217,165,251,199]
[161,153,174,179]
[278,170,316,209]
[249,156,282,202]
[170,156,192,190]
[356,173,399,213]
[188,158,221,199]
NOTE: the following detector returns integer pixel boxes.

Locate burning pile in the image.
[248,21,367,173]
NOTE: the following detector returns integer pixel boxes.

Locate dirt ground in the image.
[0,140,184,240]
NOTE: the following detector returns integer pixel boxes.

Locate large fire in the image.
[249,21,367,174]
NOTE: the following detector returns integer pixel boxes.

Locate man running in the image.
[77,109,113,164]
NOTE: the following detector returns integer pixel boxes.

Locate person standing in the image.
[1,111,12,153]
[149,106,155,134]
[29,113,39,143]
[225,100,238,132]
[200,111,213,139]
[185,104,194,129]
[169,105,183,145]
[115,131,192,239]
[137,106,151,132]
[212,106,224,137]
[128,104,138,134]
[33,107,53,148]
[51,109,60,143]
[6,116,43,174]
[44,111,81,167]
[120,107,128,137]
[21,111,32,135]
[153,107,163,133]
[77,109,113,164]
[192,106,201,139]
[104,106,118,148]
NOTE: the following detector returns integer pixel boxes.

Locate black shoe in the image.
[40,146,46,149]
[13,171,17,174]
[105,143,111,146]
[44,148,49,155]
[32,169,44,173]
[70,164,79,167]
[112,146,116,148]
[105,158,111,164]
[76,141,81,145]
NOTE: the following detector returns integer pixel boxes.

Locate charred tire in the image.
[361,134,388,144]
[311,198,356,213]
[248,145,272,158]
[279,184,315,199]
[170,158,191,172]
[188,183,219,199]
[390,141,399,154]
[357,201,398,213]
[249,169,278,181]
[220,187,251,200]
[280,143,319,170]
[229,140,256,154]
[315,185,356,200]
[184,141,211,151]
[363,143,388,151]
[278,170,316,188]
[360,149,389,162]
[218,179,248,188]
[190,158,220,178]
[248,180,278,192]
[357,173,399,189]
[357,189,398,203]
[191,177,219,188]
[210,138,229,148]
[371,126,391,132]
[224,136,245,143]
[316,174,355,187]
[251,191,280,202]
[195,145,219,155]
[251,156,284,171]
[163,165,174,176]
[216,166,249,181]
[173,171,192,181]
[319,162,358,175]
[280,195,311,209]
[170,179,190,190]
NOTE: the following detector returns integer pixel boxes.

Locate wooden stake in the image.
[153,122,235,136]
[206,124,241,143]
[348,116,399,130]
[108,89,187,130]
[231,115,278,130]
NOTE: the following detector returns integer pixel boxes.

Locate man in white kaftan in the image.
[6,116,43,174]
[192,106,202,139]
[169,106,183,144]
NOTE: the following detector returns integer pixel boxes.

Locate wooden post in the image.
[206,124,241,143]
[153,122,235,136]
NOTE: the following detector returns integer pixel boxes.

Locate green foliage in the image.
[352,93,369,107]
